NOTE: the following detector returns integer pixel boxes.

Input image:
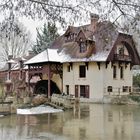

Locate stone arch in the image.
[34,80,61,96]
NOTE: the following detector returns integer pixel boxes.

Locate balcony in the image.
[114,54,131,62]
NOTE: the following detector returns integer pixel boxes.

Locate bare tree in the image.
[0,16,32,63]
[0,0,140,59]
[0,0,140,25]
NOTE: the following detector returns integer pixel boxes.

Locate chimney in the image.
[90,13,99,30]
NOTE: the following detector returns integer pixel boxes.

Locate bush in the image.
[133,74,140,87]
[128,95,140,103]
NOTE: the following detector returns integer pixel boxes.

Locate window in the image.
[65,32,74,42]
[79,38,87,53]
[66,85,69,95]
[119,46,124,55]
[80,85,86,98]
[113,65,117,79]
[80,86,86,97]
[79,65,86,78]
[80,42,87,53]
[70,33,74,40]
[120,66,124,79]
[123,86,128,92]
[129,86,131,92]
[80,85,89,98]
[108,86,112,92]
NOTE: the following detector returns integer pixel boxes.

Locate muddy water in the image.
[0,104,140,140]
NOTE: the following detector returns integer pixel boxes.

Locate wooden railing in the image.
[114,54,131,61]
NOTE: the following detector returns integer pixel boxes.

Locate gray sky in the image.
[20,17,66,41]
[19,17,45,41]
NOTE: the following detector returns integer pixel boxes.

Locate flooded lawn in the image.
[0,104,140,140]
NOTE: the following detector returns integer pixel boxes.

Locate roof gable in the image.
[107,33,140,65]
[27,18,140,65]
[25,49,61,65]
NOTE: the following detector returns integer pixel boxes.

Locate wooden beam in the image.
[85,62,89,70]
[48,64,51,100]
[105,61,109,69]
[69,62,73,70]
[28,65,31,93]
[97,62,100,70]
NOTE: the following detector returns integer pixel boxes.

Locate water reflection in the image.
[0,104,140,140]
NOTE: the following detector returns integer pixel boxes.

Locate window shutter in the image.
[75,85,78,98]
[85,85,89,98]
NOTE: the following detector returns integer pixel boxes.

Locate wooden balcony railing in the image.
[114,54,131,61]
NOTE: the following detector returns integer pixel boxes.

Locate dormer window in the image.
[65,32,74,42]
[70,33,74,40]
[79,38,87,53]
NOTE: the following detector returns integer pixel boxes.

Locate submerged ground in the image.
[0,103,140,140]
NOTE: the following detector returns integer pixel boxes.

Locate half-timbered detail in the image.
[28,63,62,96]
[25,49,63,98]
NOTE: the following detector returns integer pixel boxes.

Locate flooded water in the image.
[0,104,140,140]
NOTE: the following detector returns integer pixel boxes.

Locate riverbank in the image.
[102,95,139,105]
[0,93,140,115]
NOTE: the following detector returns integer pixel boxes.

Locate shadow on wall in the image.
[34,80,61,96]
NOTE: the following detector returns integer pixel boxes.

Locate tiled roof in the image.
[25,18,140,65]
[0,52,36,72]
[55,21,118,62]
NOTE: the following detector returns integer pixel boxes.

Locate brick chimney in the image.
[90,13,99,31]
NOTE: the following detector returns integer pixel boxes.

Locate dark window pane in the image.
[79,65,86,78]
[113,66,117,79]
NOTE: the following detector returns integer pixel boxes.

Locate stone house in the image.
[25,14,140,102]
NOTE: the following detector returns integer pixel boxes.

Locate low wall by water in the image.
[103,95,139,105]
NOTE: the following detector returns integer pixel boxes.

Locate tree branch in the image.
[112,0,126,15]
[0,0,10,7]
[113,1,140,9]
[27,0,74,10]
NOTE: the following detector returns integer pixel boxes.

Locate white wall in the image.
[103,62,132,95]
[63,62,104,101]
[63,61,132,101]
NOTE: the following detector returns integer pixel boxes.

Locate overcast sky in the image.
[20,16,67,42]
[19,17,45,41]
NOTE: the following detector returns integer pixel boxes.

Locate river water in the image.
[0,104,140,140]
